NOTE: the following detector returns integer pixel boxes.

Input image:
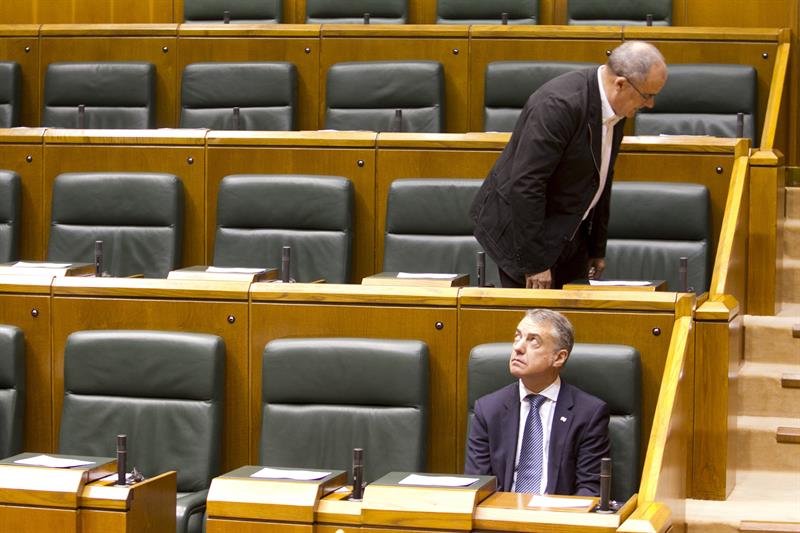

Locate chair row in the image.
[0,325,642,532]
[0,170,712,292]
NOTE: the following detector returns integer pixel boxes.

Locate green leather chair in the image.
[0,62,21,127]
[382,178,500,287]
[634,64,758,144]
[467,342,641,501]
[325,61,444,133]
[213,174,353,282]
[184,0,282,22]
[0,171,20,263]
[47,172,184,278]
[306,0,407,23]
[567,0,671,25]
[437,0,538,24]
[58,330,225,533]
[484,61,597,132]
[0,325,24,460]
[260,338,429,483]
[606,181,711,293]
[42,62,156,129]
[180,62,297,130]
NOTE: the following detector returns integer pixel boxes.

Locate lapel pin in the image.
[560,416,567,422]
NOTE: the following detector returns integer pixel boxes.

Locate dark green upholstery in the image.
[184,0,282,22]
[467,342,641,501]
[306,0,407,23]
[260,338,428,483]
[59,330,225,533]
[47,172,184,278]
[0,62,21,127]
[567,0,671,25]
[606,181,710,293]
[635,64,758,144]
[0,325,24,459]
[180,62,297,130]
[437,0,538,24]
[484,61,597,132]
[43,62,156,129]
[325,61,444,133]
[0,171,20,263]
[383,178,500,287]
[213,174,353,282]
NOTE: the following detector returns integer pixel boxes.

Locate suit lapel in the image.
[587,69,603,176]
[499,384,520,491]
[547,382,575,494]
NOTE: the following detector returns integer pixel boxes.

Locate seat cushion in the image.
[567,0,671,24]
[184,0,281,22]
[306,0,407,23]
[0,171,21,263]
[0,62,21,127]
[437,0,539,24]
[0,325,24,459]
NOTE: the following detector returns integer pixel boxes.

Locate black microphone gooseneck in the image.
[281,246,292,283]
[116,434,127,486]
[679,256,689,292]
[95,240,104,277]
[595,457,614,513]
[78,104,86,129]
[477,251,486,287]
[501,12,509,25]
[363,12,370,24]
[351,448,364,500]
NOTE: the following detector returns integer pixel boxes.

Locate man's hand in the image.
[525,270,552,289]
[588,258,606,280]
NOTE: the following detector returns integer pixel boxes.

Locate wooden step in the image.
[782,373,800,388]
[740,521,800,532]
[776,426,800,444]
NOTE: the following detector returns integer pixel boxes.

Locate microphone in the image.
[223,9,231,23]
[281,245,292,283]
[363,12,370,24]
[233,106,241,130]
[116,434,127,486]
[351,448,364,500]
[477,251,486,287]
[596,457,613,512]
[736,112,744,138]
[501,12,509,24]
[646,13,653,26]
[392,109,403,133]
[78,104,86,129]
[679,256,688,292]
[94,240,104,277]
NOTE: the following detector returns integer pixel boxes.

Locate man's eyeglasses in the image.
[622,76,657,101]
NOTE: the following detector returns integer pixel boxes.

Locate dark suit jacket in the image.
[464,380,610,496]
[470,67,626,281]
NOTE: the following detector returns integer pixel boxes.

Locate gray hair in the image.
[607,41,666,84]
[525,309,575,356]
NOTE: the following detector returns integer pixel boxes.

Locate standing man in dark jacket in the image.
[471,41,667,289]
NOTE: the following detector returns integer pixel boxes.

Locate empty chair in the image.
[180,62,297,131]
[437,0,538,24]
[634,64,758,143]
[467,341,641,501]
[42,62,156,129]
[47,172,184,278]
[0,62,21,127]
[184,0,282,23]
[0,171,20,263]
[567,0,671,25]
[306,0,407,23]
[325,61,444,133]
[213,175,353,282]
[606,181,711,293]
[260,337,428,482]
[484,61,597,132]
[59,330,224,533]
[382,178,500,287]
[0,325,24,459]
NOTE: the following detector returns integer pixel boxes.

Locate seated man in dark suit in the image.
[465,309,609,495]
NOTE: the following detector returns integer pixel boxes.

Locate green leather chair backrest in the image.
[606,181,711,293]
[43,62,156,129]
[0,325,24,459]
[484,61,598,132]
[383,178,500,287]
[567,0,671,25]
[180,62,297,131]
[260,338,429,483]
[0,171,20,263]
[635,64,758,144]
[467,342,641,502]
[306,0,407,23]
[325,61,444,133]
[0,62,21,127]
[213,174,353,283]
[47,172,184,278]
[184,0,282,22]
[437,0,539,24]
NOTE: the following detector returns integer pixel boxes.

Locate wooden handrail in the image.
[759,42,790,150]
[709,155,749,300]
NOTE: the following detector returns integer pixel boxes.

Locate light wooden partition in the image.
[0,1,174,23]
[42,129,207,268]
[176,24,321,130]
[0,128,46,261]
[0,25,41,127]
[50,277,252,471]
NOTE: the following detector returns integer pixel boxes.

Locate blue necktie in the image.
[516,394,547,493]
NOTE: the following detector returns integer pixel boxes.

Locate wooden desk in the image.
[0,25,40,126]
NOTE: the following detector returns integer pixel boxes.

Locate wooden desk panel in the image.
[0,26,41,126]
[0,505,78,532]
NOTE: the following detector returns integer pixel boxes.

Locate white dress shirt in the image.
[512,376,561,493]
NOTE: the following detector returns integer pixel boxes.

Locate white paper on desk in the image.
[205,266,266,274]
[397,272,458,280]
[527,495,595,508]
[14,454,95,468]
[589,279,652,287]
[250,467,331,481]
[12,261,72,269]
[398,474,479,487]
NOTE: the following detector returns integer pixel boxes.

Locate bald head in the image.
[607,41,666,85]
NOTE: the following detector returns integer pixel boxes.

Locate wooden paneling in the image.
[0,0,173,23]
[0,27,41,126]
[0,505,78,532]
